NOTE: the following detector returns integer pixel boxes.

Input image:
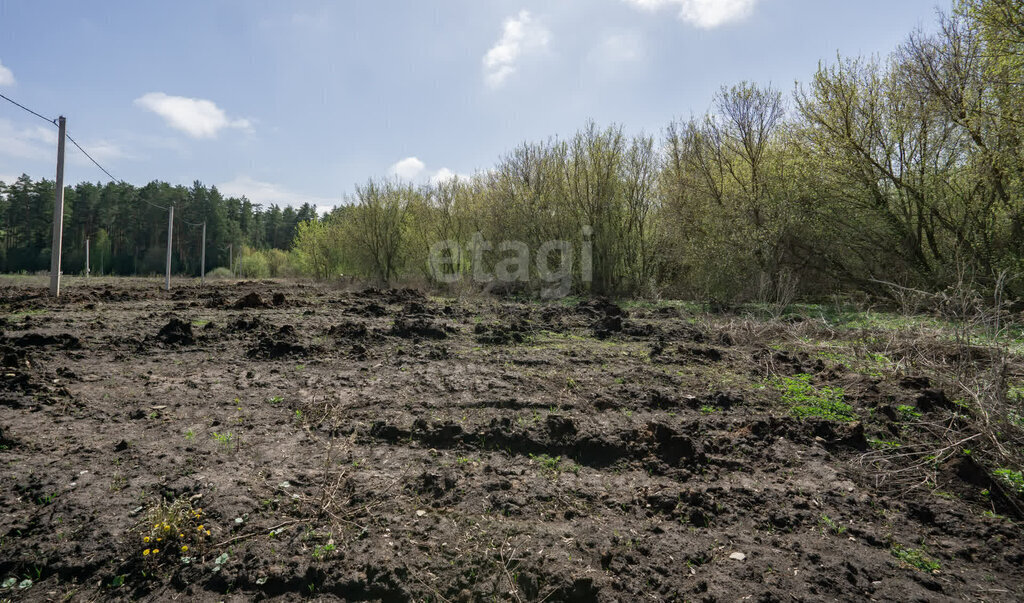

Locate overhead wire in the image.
[0,92,168,211]
[0,91,57,125]
[3,92,211,279]
[65,133,120,183]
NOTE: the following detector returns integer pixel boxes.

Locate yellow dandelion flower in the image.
[197,525,204,530]
[157,537,162,542]
[153,524,159,529]
[152,549,159,554]
[205,530,211,536]
[181,545,188,552]
[143,549,150,556]
[163,525,170,531]
[143,536,150,543]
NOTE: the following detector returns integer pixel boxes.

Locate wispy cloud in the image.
[77,139,130,164]
[0,119,59,161]
[622,0,759,28]
[589,31,646,76]
[483,10,550,89]
[134,92,252,139]
[0,119,129,175]
[0,59,14,87]
[218,175,335,212]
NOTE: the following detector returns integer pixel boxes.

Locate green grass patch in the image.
[529,453,561,474]
[771,373,855,422]
[890,545,940,572]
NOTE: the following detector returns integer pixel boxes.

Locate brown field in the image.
[0,278,1022,601]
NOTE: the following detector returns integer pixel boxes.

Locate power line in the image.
[65,133,120,183]
[1,94,195,229]
[0,92,57,126]
[65,131,168,213]
[142,198,169,211]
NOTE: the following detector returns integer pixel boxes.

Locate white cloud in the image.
[622,0,758,28]
[76,139,129,164]
[0,119,58,161]
[0,59,14,86]
[134,92,252,139]
[389,156,426,180]
[483,11,550,88]
[218,176,335,211]
[0,119,129,176]
[429,168,457,185]
[429,168,473,185]
[388,158,469,185]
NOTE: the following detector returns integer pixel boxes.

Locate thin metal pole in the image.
[200,221,206,285]
[85,237,90,278]
[165,205,173,291]
[49,116,66,297]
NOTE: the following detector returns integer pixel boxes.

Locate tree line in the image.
[293,0,1024,300]
[0,177,319,276]
[3,0,1020,301]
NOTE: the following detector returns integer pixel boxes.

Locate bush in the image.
[206,267,233,280]
[265,248,300,277]
[235,252,270,279]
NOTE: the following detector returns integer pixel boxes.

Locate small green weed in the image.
[891,545,940,572]
[212,432,234,451]
[993,469,1024,495]
[312,542,336,560]
[868,438,901,450]
[819,514,847,535]
[529,453,561,474]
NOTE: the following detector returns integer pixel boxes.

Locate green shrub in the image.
[772,373,855,422]
[266,248,300,277]
[206,267,233,279]
[236,251,270,279]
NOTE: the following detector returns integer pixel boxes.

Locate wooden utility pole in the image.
[165,205,173,291]
[200,221,207,285]
[49,116,66,297]
[85,237,90,278]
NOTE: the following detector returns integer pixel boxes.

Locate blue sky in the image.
[1,0,948,210]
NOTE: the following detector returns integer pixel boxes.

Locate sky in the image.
[0,0,949,211]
